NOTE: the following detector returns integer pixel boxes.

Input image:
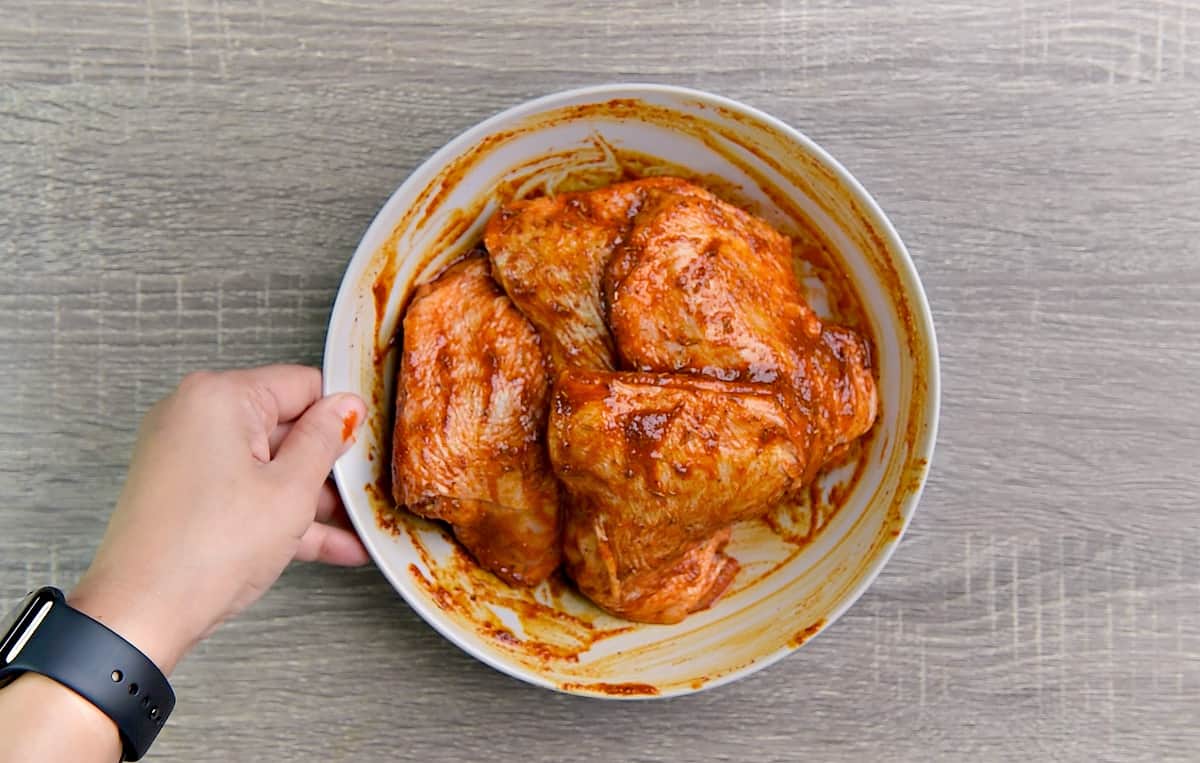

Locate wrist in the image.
[0,673,124,763]
[68,577,194,676]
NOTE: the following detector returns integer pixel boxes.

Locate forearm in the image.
[0,673,123,763]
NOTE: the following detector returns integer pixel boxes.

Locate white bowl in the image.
[324,84,939,698]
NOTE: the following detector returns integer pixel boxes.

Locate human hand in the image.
[67,365,368,674]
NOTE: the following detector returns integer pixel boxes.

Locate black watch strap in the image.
[0,587,174,761]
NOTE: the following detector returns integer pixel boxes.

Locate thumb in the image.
[271,392,366,492]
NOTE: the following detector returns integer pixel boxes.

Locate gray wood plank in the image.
[1,1,1199,761]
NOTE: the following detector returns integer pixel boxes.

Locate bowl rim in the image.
[323,82,941,698]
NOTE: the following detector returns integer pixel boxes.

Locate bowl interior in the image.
[324,85,938,698]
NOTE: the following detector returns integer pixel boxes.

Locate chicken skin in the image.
[605,185,878,469]
[485,177,874,460]
[482,178,708,373]
[549,370,818,623]
[392,255,561,586]
[483,189,628,372]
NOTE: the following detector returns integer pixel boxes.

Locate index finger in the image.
[231,364,323,425]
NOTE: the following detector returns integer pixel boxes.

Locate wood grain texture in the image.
[1,1,1199,760]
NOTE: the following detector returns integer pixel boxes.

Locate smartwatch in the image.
[0,587,175,761]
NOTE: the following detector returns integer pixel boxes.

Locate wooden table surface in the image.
[2,1,1198,760]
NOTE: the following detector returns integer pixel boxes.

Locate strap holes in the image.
[128,683,139,695]
[111,670,123,683]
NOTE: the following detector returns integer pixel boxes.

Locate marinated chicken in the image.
[549,370,816,622]
[395,177,878,623]
[605,184,878,469]
[392,255,561,586]
[483,189,626,372]
[482,178,708,373]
